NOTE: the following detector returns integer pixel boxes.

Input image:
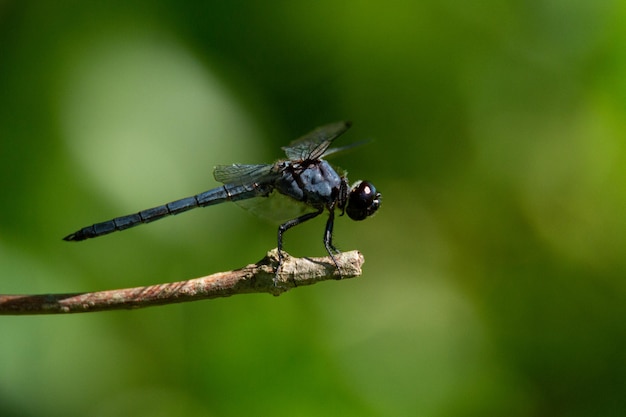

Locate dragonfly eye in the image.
[346,181,381,221]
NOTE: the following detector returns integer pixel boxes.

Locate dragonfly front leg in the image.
[324,201,342,254]
[323,208,343,277]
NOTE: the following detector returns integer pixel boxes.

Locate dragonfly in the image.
[63,121,381,276]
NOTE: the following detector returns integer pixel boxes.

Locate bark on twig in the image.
[0,249,364,315]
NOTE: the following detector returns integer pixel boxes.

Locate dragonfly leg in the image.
[276,208,324,284]
[324,200,341,254]
[323,209,343,278]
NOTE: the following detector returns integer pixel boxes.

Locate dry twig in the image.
[0,249,364,315]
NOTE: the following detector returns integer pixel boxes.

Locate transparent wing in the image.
[214,164,315,223]
[282,121,352,161]
[235,190,318,224]
[321,139,371,159]
[213,163,277,186]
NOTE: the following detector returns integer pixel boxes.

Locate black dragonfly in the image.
[64,121,381,275]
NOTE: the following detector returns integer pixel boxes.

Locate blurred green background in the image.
[1,1,625,416]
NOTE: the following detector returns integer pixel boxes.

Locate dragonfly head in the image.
[346,181,381,221]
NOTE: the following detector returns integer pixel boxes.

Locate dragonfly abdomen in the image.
[63,183,271,242]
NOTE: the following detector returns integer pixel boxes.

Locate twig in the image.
[0,249,364,315]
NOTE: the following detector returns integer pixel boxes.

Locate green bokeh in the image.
[1,2,625,416]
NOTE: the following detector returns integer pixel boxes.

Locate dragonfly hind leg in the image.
[276,208,324,285]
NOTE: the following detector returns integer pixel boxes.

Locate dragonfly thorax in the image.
[275,160,343,207]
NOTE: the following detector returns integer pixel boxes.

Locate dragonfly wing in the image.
[214,164,314,223]
[282,121,352,161]
[213,164,277,186]
[321,139,371,159]
[235,189,317,224]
